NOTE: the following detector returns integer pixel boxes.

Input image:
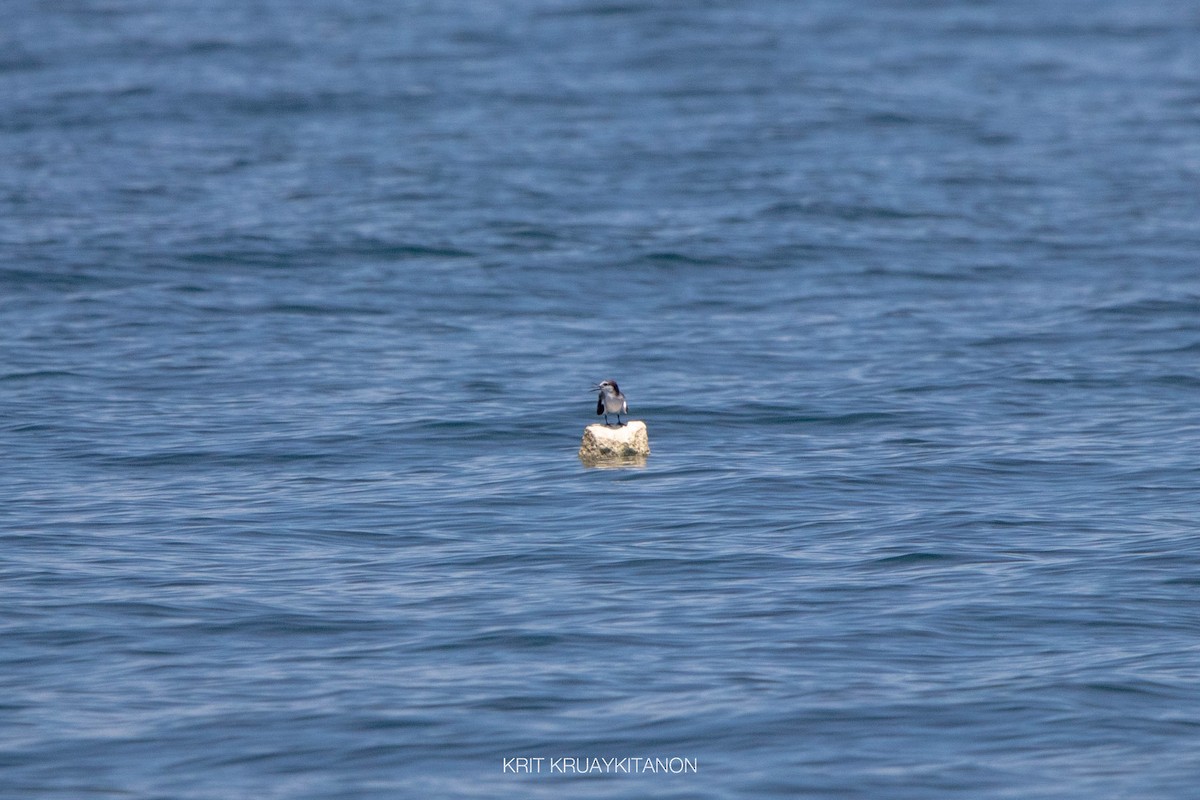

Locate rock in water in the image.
[578,420,650,462]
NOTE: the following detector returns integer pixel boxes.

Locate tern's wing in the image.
[596,395,604,415]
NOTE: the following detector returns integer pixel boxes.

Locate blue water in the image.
[4,1,1200,797]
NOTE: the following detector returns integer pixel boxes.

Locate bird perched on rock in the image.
[593,379,627,426]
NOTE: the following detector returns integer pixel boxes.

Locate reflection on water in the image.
[580,454,649,470]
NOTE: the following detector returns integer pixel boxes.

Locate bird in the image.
[593,379,628,426]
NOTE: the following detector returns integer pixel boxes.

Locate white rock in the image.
[578,420,650,462]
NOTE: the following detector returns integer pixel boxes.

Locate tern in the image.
[593,379,628,426]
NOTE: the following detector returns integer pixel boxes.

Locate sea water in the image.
[4,2,1200,797]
